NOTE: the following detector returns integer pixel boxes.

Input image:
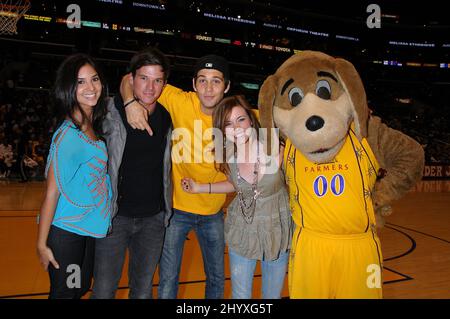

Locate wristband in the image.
[123,98,136,108]
[209,183,211,194]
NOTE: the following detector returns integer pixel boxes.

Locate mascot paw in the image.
[379,205,392,217]
[375,212,386,228]
[375,205,392,228]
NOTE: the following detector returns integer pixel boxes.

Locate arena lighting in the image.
[263,23,282,29]
[132,2,166,10]
[287,27,329,37]
[406,62,422,67]
[336,35,359,41]
[134,27,155,34]
[81,21,101,28]
[396,98,412,104]
[23,15,444,64]
[97,0,123,4]
[259,44,274,50]
[383,60,402,67]
[214,37,231,44]
[381,14,399,19]
[374,60,443,69]
[287,27,308,34]
[195,34,212,41]
[55,18,67,24]
[389,41,435,48]
[203,12,256,25]
[155,30,174,36]
[275,46,291,53]
[203,13,226,21]
[241,83,260,90]
[110,23,131,31]
[23,15,51,22]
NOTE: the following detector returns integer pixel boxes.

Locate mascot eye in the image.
[288,87,304,107]
[316,80,331,100]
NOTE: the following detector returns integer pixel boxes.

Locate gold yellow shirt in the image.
[158,84,227,215]
[284,127,379,234]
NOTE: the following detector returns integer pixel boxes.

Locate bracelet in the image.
[123,98,136,108]
[209,183,211,194]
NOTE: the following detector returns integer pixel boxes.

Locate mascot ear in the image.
[334,58,369,140]
[258,74,278,155]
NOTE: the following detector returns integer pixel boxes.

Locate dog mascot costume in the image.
[258,51,424,298]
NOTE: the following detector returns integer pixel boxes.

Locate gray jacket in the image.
[103,97,173,231]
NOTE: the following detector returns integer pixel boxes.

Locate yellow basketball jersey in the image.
[284,127,380,234]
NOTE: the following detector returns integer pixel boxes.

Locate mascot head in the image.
[259,50,369,163]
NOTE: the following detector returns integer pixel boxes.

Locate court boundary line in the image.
[383,225,417,261]
[386,223,450,244]
[0,275,248,299]
[383,266,413,285]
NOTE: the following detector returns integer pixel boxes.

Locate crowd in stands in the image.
[367,82,450,164]
[0,85,57,181]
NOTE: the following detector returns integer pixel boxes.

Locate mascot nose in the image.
[305,115,325,131]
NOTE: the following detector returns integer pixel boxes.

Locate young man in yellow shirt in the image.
[121,55,230,299]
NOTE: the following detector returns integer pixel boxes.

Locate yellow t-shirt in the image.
[284,127,379,234]
[158,84,227,215]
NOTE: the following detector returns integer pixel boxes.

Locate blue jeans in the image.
[228,248,289,299]
[158,209,224,299]
[91,213,165,299]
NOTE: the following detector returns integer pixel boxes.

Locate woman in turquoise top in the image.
[36,54,112,299]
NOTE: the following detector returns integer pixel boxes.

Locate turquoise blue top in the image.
[45,120,112,238]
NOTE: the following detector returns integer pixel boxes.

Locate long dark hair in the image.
[213,95,261,175]
[53,53,107,137]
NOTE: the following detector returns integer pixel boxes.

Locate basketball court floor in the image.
[0,180,449,299]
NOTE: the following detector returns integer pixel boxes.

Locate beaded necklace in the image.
[235,141,260,224]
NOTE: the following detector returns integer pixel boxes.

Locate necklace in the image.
[235,141,260,224]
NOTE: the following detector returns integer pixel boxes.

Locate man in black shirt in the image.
[91,47,172,299]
